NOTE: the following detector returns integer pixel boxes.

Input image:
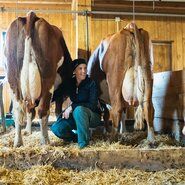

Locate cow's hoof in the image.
[14,140,23,148]
[22,129,32,136]
[110,134,119,143]
[148,142,158,148]
[40,138,50,145]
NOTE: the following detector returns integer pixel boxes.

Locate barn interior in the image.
[0,0,185,184]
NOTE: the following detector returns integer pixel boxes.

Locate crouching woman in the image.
[51,58,101,149]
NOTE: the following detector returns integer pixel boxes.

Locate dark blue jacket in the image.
[67,76,100,114]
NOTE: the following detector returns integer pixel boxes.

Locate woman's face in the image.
[74,63,87,82]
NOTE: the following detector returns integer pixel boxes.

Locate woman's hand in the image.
[63,106,72,119]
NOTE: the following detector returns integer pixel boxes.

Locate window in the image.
[0,31,6,68]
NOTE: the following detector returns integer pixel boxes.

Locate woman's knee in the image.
[73,106,88,117]
[51,121,61,135]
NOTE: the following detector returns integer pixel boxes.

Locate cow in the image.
[4,11,73,147]
[87,22,155,145]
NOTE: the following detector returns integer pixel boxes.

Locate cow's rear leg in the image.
[12,99,25,147]
[110,107,122,142]
[119,108,127,134]
[24,112,32,135]
[39,112,50,145]
[144,100,155,145]
[108,89,123,142]
[23,108,36,135]
[37,90,52,145]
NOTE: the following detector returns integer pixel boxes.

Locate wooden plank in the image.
[153,94,184,120]
[152,70,185,120]
[153,70,185,97]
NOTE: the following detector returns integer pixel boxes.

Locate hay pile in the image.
[0,165,184,185]
[0,126,185,184]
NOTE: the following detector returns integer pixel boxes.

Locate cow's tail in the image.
[20,11,41,105]
[133,23,145,130]
[26,11,38,38]
[134,66,145,130]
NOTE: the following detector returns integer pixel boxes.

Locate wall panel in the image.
[0,3,185,112]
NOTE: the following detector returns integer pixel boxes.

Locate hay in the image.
[0,126,185,183]
[0,165,184,185]
[0,126,181,150]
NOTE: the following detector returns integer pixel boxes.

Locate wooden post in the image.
[75,0,91,61]
[0,81,6,132]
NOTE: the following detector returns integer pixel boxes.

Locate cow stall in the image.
[0,1,185,184]
[0,70,184,184]
[0,126,185,184]
[153,70,185,143]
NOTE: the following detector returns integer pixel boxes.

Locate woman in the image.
[51,58,101,149]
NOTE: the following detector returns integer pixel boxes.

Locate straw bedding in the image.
[0,126,184,184]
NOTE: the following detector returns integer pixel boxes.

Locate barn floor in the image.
[0,126,185,184]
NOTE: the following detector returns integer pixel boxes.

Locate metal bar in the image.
[90,10,185,18]
[1,8,185,18]
[0,82,6,133]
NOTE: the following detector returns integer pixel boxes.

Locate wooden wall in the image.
[90,15,185,71]
[0,1,185,113]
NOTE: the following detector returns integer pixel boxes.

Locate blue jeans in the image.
[51,106,101,148]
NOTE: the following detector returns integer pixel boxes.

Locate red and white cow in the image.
[4,11,73,147]
[88,22,155,145]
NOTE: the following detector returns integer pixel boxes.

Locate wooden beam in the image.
[92,1,185,15]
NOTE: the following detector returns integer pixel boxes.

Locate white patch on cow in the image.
[147,126,155,143]
[11,93,26,147]
[182,126,185,135]
[54,73,62,90]
[29,59,41,104]
[21,36,41,105]
[54,56,64,90]
[57,56,64,71]
[120,111,127,134]
[122,66,137,105]
[49,85,54,95]
[39,113,50,145]
[99,40,109,71]
[21,37,31,100]
[24,111,32,135]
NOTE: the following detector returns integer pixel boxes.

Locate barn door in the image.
[152,40,173,73]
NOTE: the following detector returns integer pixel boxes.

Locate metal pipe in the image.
[115,17,120,32]
[1,8,185,18]
[90,10,185,18]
